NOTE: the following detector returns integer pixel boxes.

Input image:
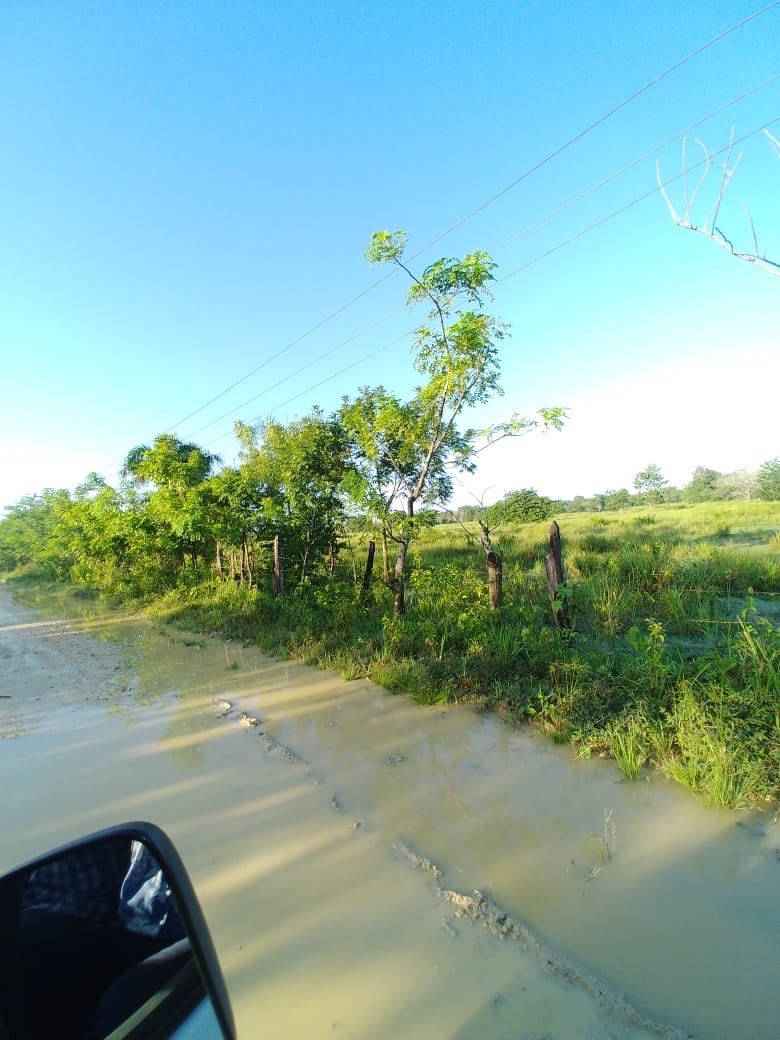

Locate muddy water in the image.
[1,590,778,1039]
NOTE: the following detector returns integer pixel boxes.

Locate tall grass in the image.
[65,499,780,809]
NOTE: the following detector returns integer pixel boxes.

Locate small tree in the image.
[489,488,554,525]
[756,457,780,501]
[634,464,667,505]
[604,488,632,511]
[362,231,507,615]
[716,469,758,501]
[684,466,721,503]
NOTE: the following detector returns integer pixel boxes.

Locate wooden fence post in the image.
[544,520,570,629]
[273,535,284,596]
[478,521,503,610]
[361,540,376,596]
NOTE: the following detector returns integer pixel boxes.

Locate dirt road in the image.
[2,586,778,1039]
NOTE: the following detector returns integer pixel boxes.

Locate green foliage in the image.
[684,466,722,503]
[634,463,667,504]
[757,457,780,501]
[489,488,554,525]
[5,496,779,808]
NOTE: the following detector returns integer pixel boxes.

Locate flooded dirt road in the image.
[1,587,778,1038]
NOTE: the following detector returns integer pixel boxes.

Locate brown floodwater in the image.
[1,588,778,1038]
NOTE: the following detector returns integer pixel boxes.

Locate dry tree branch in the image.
[657,129,780,278]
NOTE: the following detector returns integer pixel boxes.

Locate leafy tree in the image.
[340,385,468,582]
[0,489,72,575]
[489,488,554,525]
[684,467,722,503]
[604,488,632,510]
[239,412,348,587]
[634,463,667,504]
[121,434,222,577]
[362,231,508,614]
[756,457,780,500]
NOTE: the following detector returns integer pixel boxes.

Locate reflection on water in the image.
[1,587,778,1039]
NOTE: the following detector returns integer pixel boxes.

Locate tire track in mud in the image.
[392,840,692,1040]
[211,697,693,1040]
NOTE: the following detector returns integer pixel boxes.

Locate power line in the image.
[403,1,780,259]
[497,117,779,282]
[187,305,405,439]
[155,2,780,439]
[198,115,777,456]
[163,265,400,432]
[182,86,780,445]
[493,72,780,253]
[201,333,408,449]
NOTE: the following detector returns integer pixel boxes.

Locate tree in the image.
[684,466,721,503]
[657,130,780,278]
[239,412,348,588]
[756,457,780,501]
[717,469,758,501]
[341,385,466,583]
[488,488,554,525]
[634,464,667,504]
[361,231,507,615]
[0,489,72,576]
[121,434,222,577]
[604,488,632,511]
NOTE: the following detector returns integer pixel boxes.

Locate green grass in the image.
[8,499,779,809]
[140,502,780,806]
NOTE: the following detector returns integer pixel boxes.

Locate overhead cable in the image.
[158,2,780,436]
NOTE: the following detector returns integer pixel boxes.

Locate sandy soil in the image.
[0,589,132,737]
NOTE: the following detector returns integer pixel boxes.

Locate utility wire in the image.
[197,115,777,455]
[497,116,780,280]
[405,0,780,260]
[493,72,780,253]
[187,306,405,439]
[156,2,780,439]
[184,87,779,445]
[202,334,408,449]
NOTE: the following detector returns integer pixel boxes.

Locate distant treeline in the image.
[446,460,780,524]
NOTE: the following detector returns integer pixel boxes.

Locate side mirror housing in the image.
[0,822,236,1040]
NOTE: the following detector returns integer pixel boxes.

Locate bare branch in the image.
[687,138,715,219]
[765,129,780,159]
[742,202,760,257]
[656,158,681,223]
[658,129,779,278]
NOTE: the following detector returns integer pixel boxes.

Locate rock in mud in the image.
[385,752,406,765]
[239,712,260,728]
[211,698,232,717]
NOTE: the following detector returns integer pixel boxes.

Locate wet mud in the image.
[2,586,778,1038]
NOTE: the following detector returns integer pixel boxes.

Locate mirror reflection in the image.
[1,837,206,1040]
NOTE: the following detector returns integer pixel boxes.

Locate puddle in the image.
[1,588,778,1038]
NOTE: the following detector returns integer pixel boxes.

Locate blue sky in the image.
[1,0,778,512]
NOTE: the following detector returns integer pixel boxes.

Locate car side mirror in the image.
[0,822,236,1040]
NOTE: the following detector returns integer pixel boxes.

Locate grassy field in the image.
[8,499,779,809]
[136,499,779,810]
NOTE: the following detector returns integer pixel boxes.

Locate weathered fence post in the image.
[478,521,503,610]
[544,520,570,630]
[273,535,284,596]
[361,540,376,596]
